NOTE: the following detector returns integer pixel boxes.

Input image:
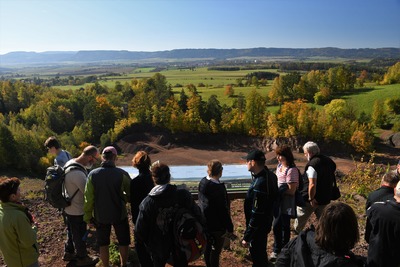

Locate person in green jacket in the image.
[0,177,39,267]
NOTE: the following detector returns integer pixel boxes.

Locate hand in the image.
[241,239,249,247]
[310,199,318,207]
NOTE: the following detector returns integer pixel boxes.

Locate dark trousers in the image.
[272,214,291,253]
[204,231,225,267]
[63,212,74,253]
[249,225,271,267]
[64,213,87,258]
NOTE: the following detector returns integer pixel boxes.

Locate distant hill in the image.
[1,47,399,65]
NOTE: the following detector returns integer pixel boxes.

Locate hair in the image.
[0,177,20,202]
[207,160,223,177]
[303,141,320,155]
[275,145,295,167]
[315,202,359,255]
[44,136,61,149]
[382,171,399,187]
[82,145,99,157]
[151,162,171,185]
[132,151,151,171]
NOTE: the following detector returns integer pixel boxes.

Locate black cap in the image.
[242,149,266,161]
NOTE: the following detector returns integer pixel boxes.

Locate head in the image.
[78,145,100,169]
[44,136,61,155]
[275,145,295,167]
[381,171,399,188]
[132,151,151,171]
[150,161,171,185]
[207,160,223,179]
[102,146,118,163]
[394,180,400,202]
[243,149,266,173]
[0,177,21,203]
[303,141,320,161]
[315,202,359,255]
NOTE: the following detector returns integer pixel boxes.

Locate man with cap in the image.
[241,149,278,267]
[84,146,131,267]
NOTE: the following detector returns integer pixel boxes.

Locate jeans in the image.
[204,230,225,267]
[294,202,327,233]
[272,214,291,253]
[64,213,87,258]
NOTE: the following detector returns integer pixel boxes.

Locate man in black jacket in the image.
[241,149,278,267]
[365,180,400,267]
[365,171,398,210]
[294,141,336,233]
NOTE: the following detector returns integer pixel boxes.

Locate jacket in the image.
[135,184,204,264]
[84,161,131,224]
[198,176,233,233]
[365,186,394,210]
[301,154,336,205]
[130,169,154,223]
[243,167,278,242]
[275,228,364,267]
[365,200,400,267]
[0,202,39,267]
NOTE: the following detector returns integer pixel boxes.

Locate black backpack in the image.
[44,163,87,209]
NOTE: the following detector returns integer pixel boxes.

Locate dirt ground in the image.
[1,132,399,267]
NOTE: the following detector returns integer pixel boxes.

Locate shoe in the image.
[76,255,99,266]
[269,251,279,261]
[62,252,77,261]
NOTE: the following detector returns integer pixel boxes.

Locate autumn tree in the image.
[381,61,400,84]
[244,89,265,135]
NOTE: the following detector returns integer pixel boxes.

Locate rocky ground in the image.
[1,131,399,267]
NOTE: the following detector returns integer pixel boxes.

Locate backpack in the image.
[168,201,207,264]
[44,163,87,209]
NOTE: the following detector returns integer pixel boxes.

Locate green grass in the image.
[342,84,400,115]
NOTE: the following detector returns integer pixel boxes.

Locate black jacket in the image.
[365,186,394,211]
[365,200,400,267]
[275,227,364,267]
[301,154,336,205]
[243,167,278,241]
[130,169,154,223]
[198,177,233,233]
[135,184,204,265]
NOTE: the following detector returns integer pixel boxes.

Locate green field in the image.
[342,83,400,115]
[57,67,274,106]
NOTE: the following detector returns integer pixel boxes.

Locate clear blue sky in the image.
[1,0,399,55]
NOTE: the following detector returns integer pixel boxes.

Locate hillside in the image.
[1,47,399,65]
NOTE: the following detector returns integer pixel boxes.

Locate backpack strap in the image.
[64,163,88,202]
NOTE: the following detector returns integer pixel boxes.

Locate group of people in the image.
[1,136,400,267]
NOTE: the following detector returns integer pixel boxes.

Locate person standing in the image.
[135,162,204,267]
[62,145,100,266]
[84,146,131,267]
[241,149,278,267]
[130,151,154,267]
[365,171,398,210]
[270,145,299,261]
[365,179,400,267]
[0,177,39,267]
[198,159,234,267]
[294,141,337,233]
[44,136,72,167]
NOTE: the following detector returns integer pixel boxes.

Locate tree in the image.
[244,89,265,135]
[224,84,234,97]
[381,62,400,84]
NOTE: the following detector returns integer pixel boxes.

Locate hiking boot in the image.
[76,255,99,266]
[269,251,279,261]
[62,252,77,261]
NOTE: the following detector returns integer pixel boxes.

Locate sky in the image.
[0,0,399,55]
